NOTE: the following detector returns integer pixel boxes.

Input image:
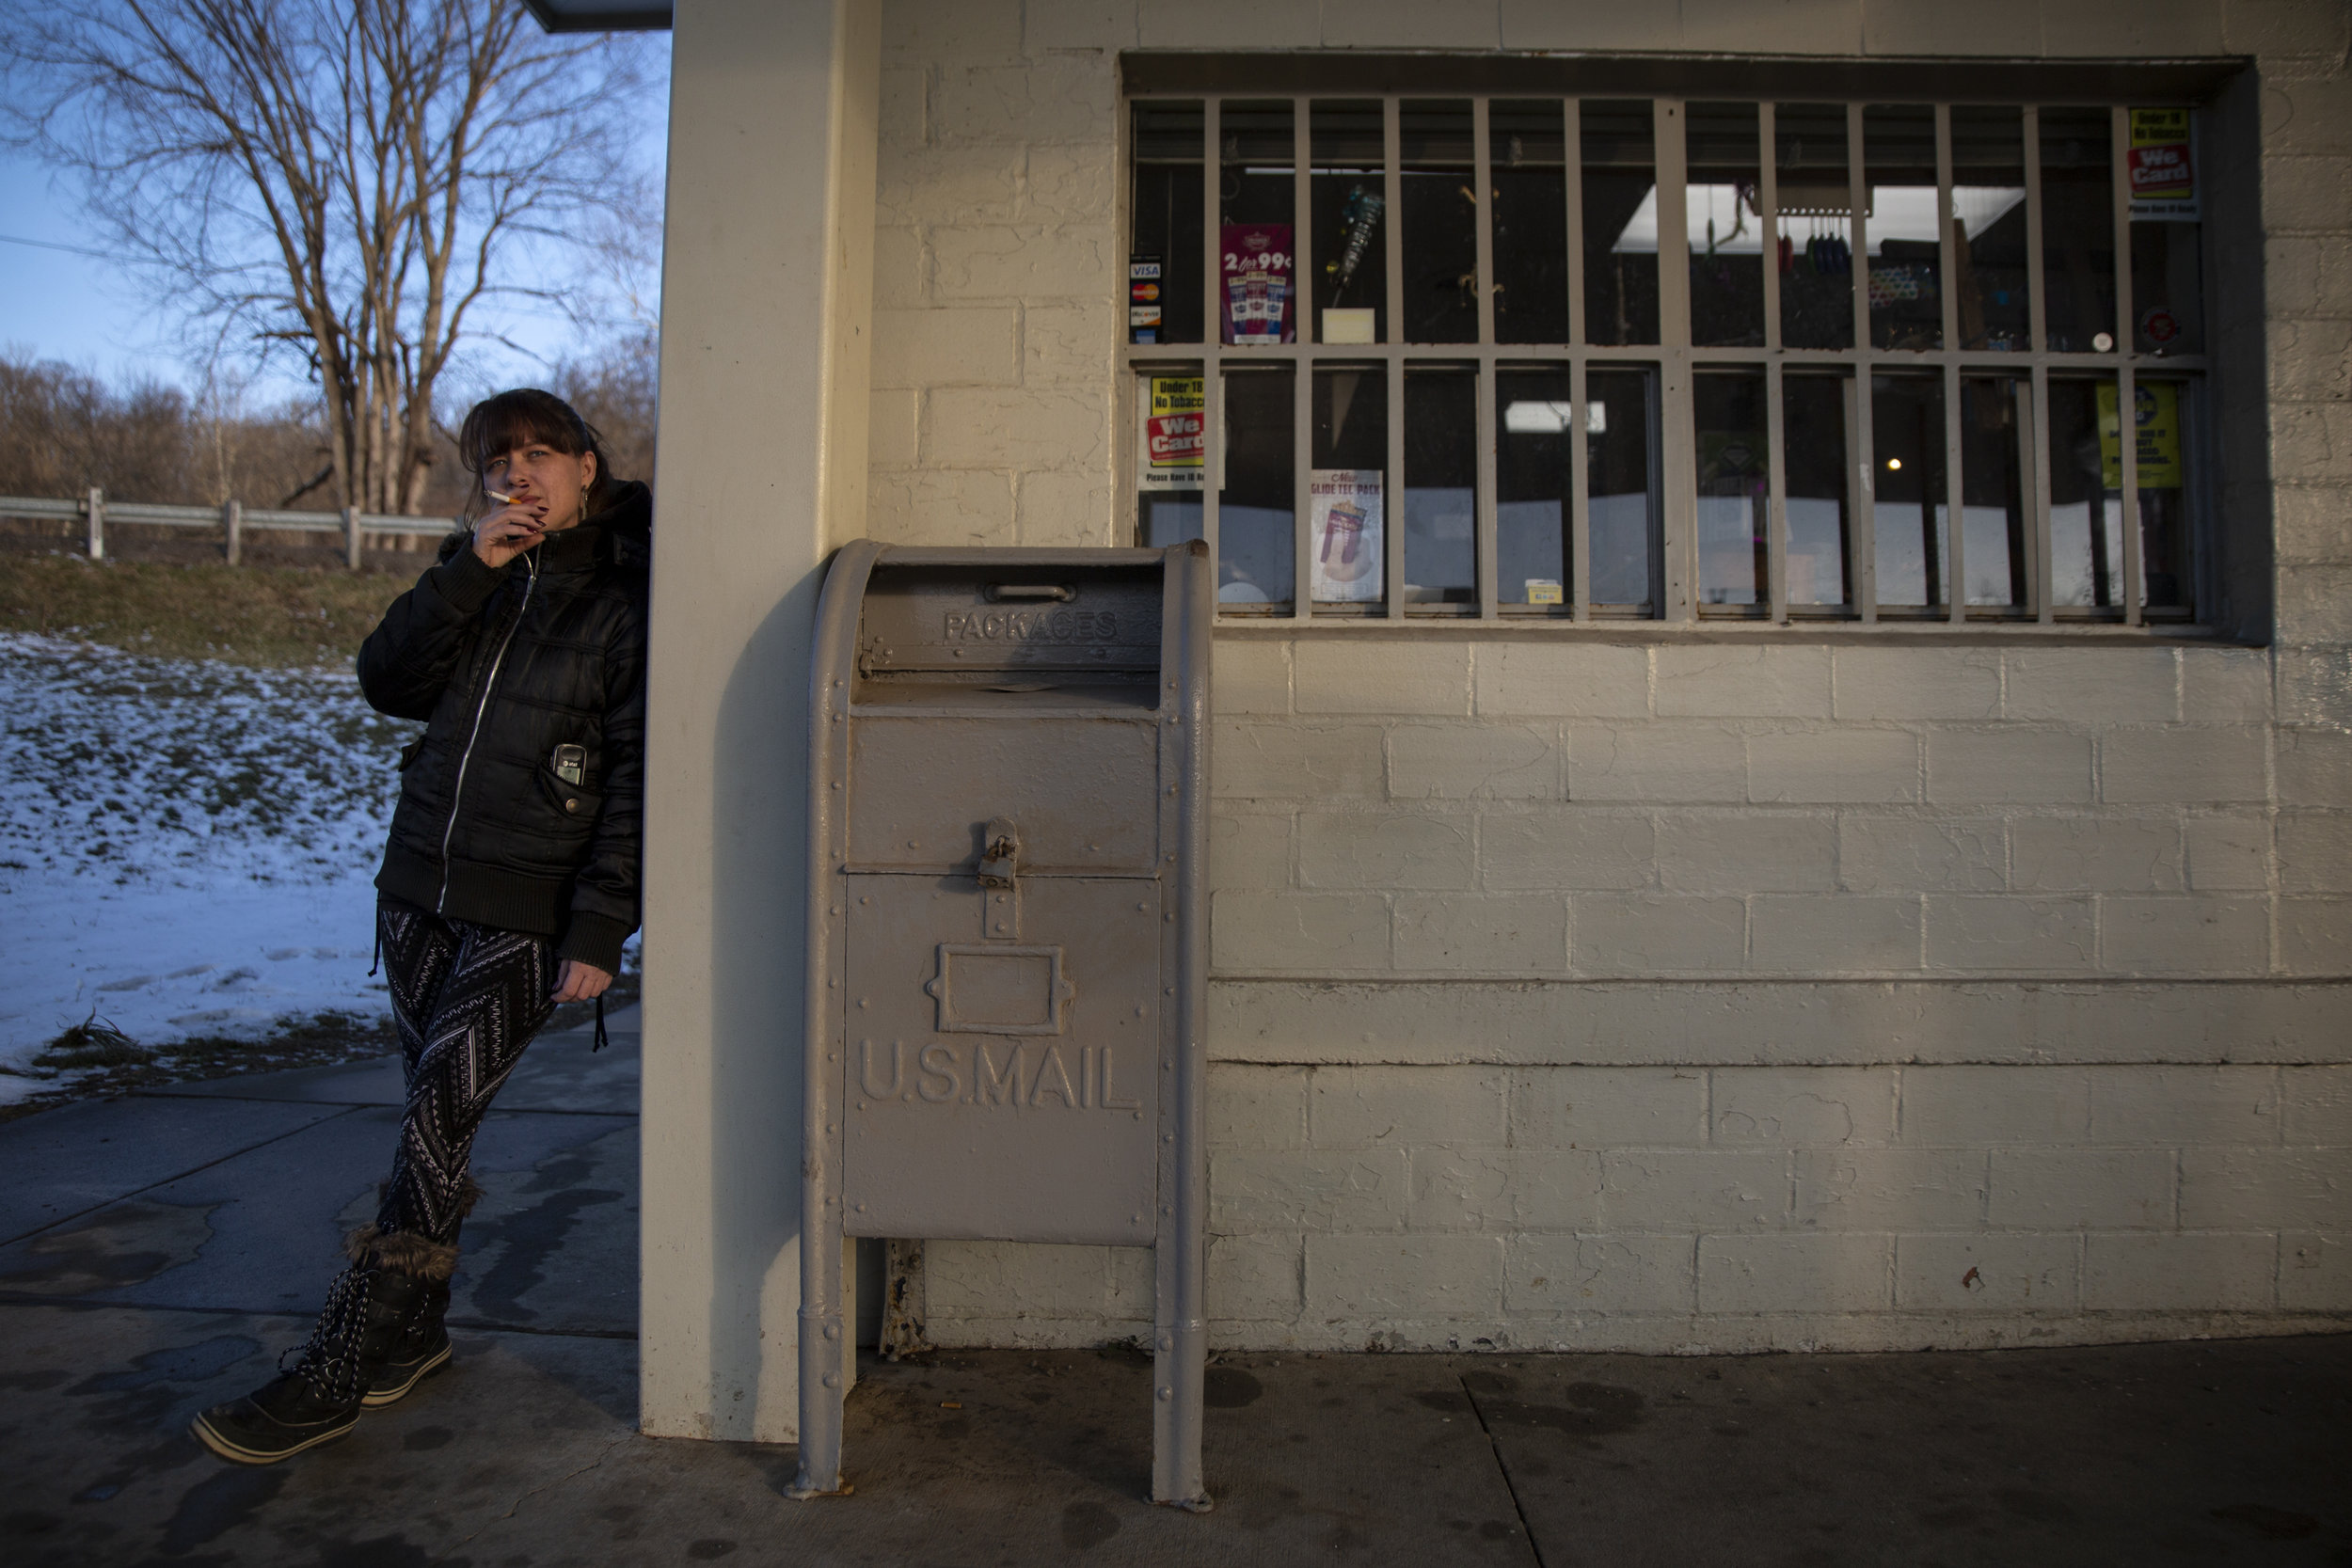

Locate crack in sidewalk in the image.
[1460,1373,1548,1568]
[453,1433,632,1547]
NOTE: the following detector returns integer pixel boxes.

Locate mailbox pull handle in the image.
[985,583,1073,602]
[977,817,1020,889]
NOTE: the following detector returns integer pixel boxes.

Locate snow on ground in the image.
[0,633,415,1099]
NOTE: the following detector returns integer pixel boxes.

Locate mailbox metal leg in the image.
[1152,537,1214,1511]
[789,1230,858,1498]
[1152,1267,1210,1509]
[791,540,881,1501]
[789,1295,847,1497]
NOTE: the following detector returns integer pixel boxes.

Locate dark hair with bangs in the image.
[457,388,619,519]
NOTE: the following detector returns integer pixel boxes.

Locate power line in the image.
[0,232,114,260]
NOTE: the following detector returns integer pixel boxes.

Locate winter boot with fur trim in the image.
[362,1185,475,1408]
[191,1265,430,1465]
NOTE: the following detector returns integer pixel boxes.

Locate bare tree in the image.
[3,1,658,514]
[552,325,657,486]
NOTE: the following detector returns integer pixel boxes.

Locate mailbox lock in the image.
[977,817,1020,889]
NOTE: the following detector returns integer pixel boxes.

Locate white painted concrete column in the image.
[640,0,878,1443]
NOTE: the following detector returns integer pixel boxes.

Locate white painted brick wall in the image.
[1566,721,1748,801]
[1657,815,1836,891]
[2183,815,2271,890]
[1832,648,2003,721]
[1393,894,1569,974]
[919,1055,2349,1351]
[1793,1150,1990,1228]
[1927,730,2095,804]
[1474,642,1649,718]
[1389,723,1562,800]
[1746,895,1924,973]
[1507,1233,1696,1314]
[1297,813,1476,890]
[1838,816,2007,893]
[1896,1234,2081,1311]
[1307,1233,1505,1321]
[1924,895,2097,972]
[1698,1233,1894,1313]
[1480,809,1655,890]
[1655,645,1830,719]
[2084,1234,2277,1311]
[2009,818,2183,893]
[882,0,2351,1355]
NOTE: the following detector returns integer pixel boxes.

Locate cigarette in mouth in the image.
[486,489,516,504]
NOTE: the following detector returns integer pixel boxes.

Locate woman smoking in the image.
[193,388,650,1464]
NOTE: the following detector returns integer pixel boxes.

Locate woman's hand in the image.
[471,501,549,570]
[551,959,613,1004]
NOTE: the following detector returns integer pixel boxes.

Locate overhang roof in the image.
[525,0,672,32]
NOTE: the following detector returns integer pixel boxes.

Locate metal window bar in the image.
[1125,89,2208,636]
[2112,103,2142,627]
[1765,359,1789,622]
[1848,102,1879,624]
[1289,98,1310,621]
[1656,100,1694,623]
[1937,104,1965,624]
[1383,97,1406,623]
[1200,99,1223,606]
[1564,97,1590,621]
[2027,364,2055,626]
[1758,103,1788,623]
[2022,106,2054,625]
[1473,97,1500,622]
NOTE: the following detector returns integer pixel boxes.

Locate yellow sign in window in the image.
[2099,382,2184,490]
[1138,374,1205,489]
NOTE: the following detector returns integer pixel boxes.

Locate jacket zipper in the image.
[437,548,539,914]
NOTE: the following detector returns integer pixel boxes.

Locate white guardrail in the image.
[0,489,464,567]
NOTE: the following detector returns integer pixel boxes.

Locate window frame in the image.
[1122,87,2216,632]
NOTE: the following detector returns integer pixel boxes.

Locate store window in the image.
[1129,91,2208,626]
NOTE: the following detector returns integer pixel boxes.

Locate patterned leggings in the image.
[363,897,557,1270]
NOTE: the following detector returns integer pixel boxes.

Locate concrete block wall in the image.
[933,1057,2352,1350]
[874,0,2352,1352]
[865,0,1123,548]
[923,642,2351,1351]
[1204,641,2318,984]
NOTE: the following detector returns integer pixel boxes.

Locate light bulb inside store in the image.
[1886,458,1902,470]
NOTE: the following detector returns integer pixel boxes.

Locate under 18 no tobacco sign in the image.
[2128,108,2198,221]
[1138,375,1204,490]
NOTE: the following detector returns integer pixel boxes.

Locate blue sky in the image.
[0,35,671,402]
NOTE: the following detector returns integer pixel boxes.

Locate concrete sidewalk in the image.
[2,1017,2345,1566]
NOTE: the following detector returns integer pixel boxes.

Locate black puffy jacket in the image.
[358,481,649,973]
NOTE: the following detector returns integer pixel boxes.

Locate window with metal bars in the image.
[1126,92,2208,626]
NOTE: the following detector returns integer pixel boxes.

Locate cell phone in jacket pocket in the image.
[552,744,587,786]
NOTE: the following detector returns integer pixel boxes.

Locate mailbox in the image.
[793,540,1213,1508]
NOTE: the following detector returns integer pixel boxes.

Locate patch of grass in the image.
[167,1008,401,1069]
[0,553,417,668]
[3,980,638,1124]
[1,1008,403,1123]
[33,1013,151,1069]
